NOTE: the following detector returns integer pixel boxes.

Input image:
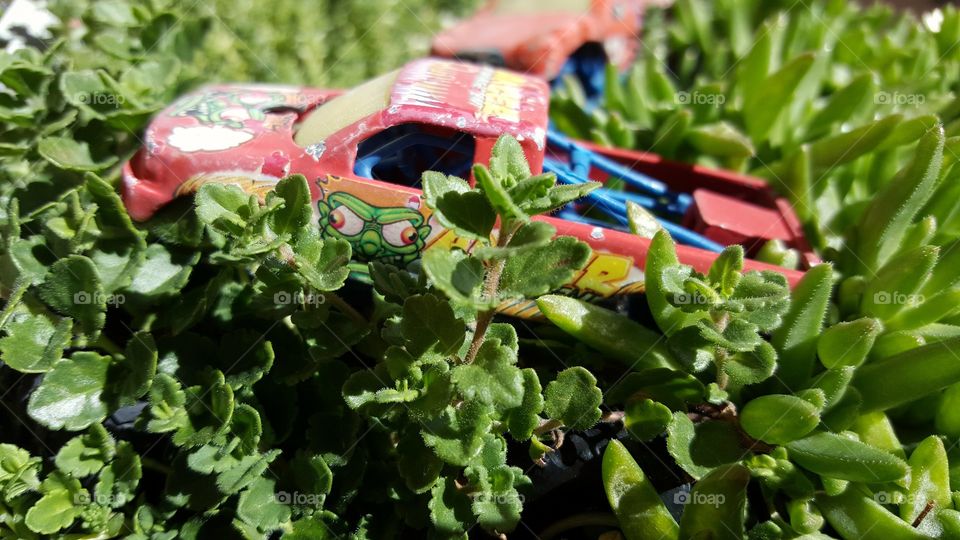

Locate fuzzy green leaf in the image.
[95,440,140,508]
[707,245,743,296]
[25,488,78,535]
[772,264,834,389]
[817,488,928,540]
[624,398,673,441]
[429,476,475,535]
[498,236,590,299]
[743,53,815,141]
[28,352,110,431]
[421,248,488,310]
[215,330,274,388]
[38,254,106,338]
[401,294,465,359]
[267,174,311,237]
[107,332,157,408]
[0,301,71,373]
[237,476,291,532]
[38,136,117,171]
[216,450,280,495]
[55,424,114,477]
[195,183,257,236]
[451,340,523,413]
[646,230,702,335]
[397,430,443,494]
[145,373,188,434]
[435,190,497,241]
[666,413,748,479]
[292,232,351,291]
[504,368,544,440]
[422,400,493,466]
[543,367,602,430]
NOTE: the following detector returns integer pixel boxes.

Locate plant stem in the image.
[326,292,367,327]
[532,418,563,436]
[712,311,732,390]
[0,279,27,330]
[141,457,174,475]
[464,221,519,363]
[95,335,124,356]
[600,410,625,423]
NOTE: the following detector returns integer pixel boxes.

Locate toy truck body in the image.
[122,59,806,317]
[431,0,643,94]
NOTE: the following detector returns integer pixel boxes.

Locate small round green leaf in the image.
[544,367,602,431]
[741,395,821,445]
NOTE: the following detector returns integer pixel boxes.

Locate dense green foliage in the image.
[3,0,960,538]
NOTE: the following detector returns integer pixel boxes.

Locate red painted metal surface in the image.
[430,0,642,79]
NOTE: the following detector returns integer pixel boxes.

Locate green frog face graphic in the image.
[318,192,431,267]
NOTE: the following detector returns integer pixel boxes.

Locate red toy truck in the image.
[121,59,807,317]
[431,0,644,96]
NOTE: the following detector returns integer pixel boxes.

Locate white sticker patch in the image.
[167,125,254,153]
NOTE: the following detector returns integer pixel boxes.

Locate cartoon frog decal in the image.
[169,90,288,130]
[317,192,431,268]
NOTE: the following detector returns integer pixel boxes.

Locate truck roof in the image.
[384,58,550,148]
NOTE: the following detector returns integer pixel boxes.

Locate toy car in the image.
[121,58,807,317]
[430,0,644,97]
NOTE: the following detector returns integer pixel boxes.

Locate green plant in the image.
[541,182,960,537]
[341,135,604,535]
[551,0,960,258]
